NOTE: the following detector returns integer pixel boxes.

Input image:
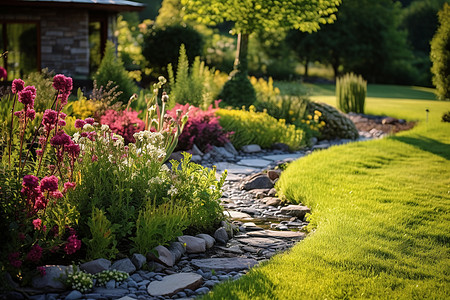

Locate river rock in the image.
[80,258,111,274]
[241,144,261,153]
[147,273,203,296]
[280,205,311,219]
[130,253,146,270]
[264,197,281,207]
[190,258,258,272]
[147,245,175,267]
[224,142,239,156]
[196,234,215,249]
[177,235,206,253]
[247,230,306,239]
[267,170,281,181]
[110,258,136,274]
[240,175,274,190]
[168,241,186,262]
[214,227,229,245]
[31,265,73,290]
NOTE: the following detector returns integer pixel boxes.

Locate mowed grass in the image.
[203,86,450,299]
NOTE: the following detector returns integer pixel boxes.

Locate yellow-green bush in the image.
[216,106,306,150]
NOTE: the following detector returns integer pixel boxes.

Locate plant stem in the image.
[8,93,17,167]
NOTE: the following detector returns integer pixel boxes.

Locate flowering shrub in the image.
[95,270,128,286]
[166,101,230,152]
[216,106,306,150]
[65,270,94,293]
[100,109,145,144]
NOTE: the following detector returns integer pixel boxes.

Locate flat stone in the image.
[313,144,329,150]
[215,245,244,254]
[147,245,175,267]
[236,159,271,168]
[242,222,264,231]
[241,144,262,153]
[210,146,235,159]
[264,197,281,207]
[262,153,304,161]
[190,258,258,272]
[178,235,206,253]
[246,230,306,239]
[237,237,284,248]
[31,265,73,290]
[223,173,242,181]
[215,162,259,175]
[111,258,136,274]
[241,175,274,190]
[196,234,215,249]
[131,253,146,270]
[147,273,203,296]
[65,290,82,300]
[92,288,128,298]
[80,258,111,274]
[224,210,252,219]
[118,297,139,300]
[280,205,311,219]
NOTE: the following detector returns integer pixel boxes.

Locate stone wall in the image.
[0,6,116,79]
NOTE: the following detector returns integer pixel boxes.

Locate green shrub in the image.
[216,106,306,150]
[23,68,56,112]
[307,101,359,140]
[336,73,367,114]
[93,41,138,104]
[132,200,188,254]
[430,3,450,101]
[218,71,256,108]
[83,208,118,260]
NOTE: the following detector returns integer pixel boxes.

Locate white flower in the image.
[72,131,80,142]
[100,124,110,132]
[168,185,178,196]
[82,124,94,131]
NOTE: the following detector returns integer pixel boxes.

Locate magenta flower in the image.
[58,119,66,127]
[18,89,35,109]
[37,266,46,277]
[64,182,76,192]
[42,109,58,131]
[26,109,36,120]
[50,131,72,146]
[34,197,47,210]
[50,190,64,199]
[53,74,73,94]
[40,175,58,192]
[74,119,86,129]
[58,92,69,107]
[12,79,25,94]
[32,218,42,230]
[64,234,81,255]
[0,67,6,81]
[64,142,80,157]
[23,175,40,188]
[23,85,36,97]
[26,244,43,263]
[85,117,95,125]
[8,252,22,268]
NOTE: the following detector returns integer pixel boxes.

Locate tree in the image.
[155,0,185,27]
[181,0,340,106]
[430,3,450,100]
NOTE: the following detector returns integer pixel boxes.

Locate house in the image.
[0,0,144,81]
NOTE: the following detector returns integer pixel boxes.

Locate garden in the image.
[1,0,450,299]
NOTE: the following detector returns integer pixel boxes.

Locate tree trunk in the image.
[304,58,309,79]
[234,32,249,74]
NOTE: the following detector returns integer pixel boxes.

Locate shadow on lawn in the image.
[390,135,450,160]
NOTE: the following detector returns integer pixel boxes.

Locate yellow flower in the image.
[306,120,310,124]
[314,110,322,117]
[320,121,326,126]
[307,115,312,120]
[289,110,294,115]
[314,115,319,121]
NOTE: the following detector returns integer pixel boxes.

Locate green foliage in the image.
[65,270,94,293]
[142,25,204,74]
[430,3,450,101]
[307,101,359,140]
[23,68,56,113]
[336,73,367,114]
[95,270,128,286]
[83,208,118,260]
[94,41,138,104]
[155,0,185,27]
[218,71,256,108]
[132,200,188,254]
[216,106,306,150]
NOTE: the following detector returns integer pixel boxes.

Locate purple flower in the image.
[0,67,6,81]
[26,109,36,120]
[74,119,86,129]
[40,175,58,192]
[64,142,80,157]
[12,79,25,94]
[85,117,95,125]
[26,244,42,263]
[42,109,58,131]
[18,89,35,109]
[23,85,36,97]
[50,131,72,146]
[23,175,40,189]
[64,234,81,255]
[53,74,73,93]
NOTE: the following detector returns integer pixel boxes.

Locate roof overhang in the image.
[0,0,145,12]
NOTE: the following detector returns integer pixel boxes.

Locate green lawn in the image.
[203,86,450,299]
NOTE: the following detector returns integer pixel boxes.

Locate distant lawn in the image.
[203,86,450,299]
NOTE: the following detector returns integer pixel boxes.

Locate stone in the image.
[267,170,281,181]
[118,297,139,300]
[196,234,215,249]
[241,222,264,231]
[131,253,147,270]
[0,292,24,300]
[262,153,304,162]
[223,210,252,219]
[240,175,274,190]
[264,197,281,207]
[236,159,271,168]
[92,288,128,298]
[214,227,229,245]
[309,137,318,146]
[106,279,116,289]
[241,144,261,153]
[147,261,166,272]
[191,154,202,162]
[31,265,73,290]
[191,144,204,156]
[210,146,234,159]
[237,237,284,248]
[147,273,203,297]
[178,235,206,253]
[80,258,111,274]
[214,162,259,175]
[169,151,184,162]
[147,245,175,267]
[268,188,277,197]
[168,241,186,262]
[313,144,329,150]
[111,258,136,274]
[195,287,210,295]
[65,290,82,300]
[271,143,290,151]
[382,117,398,124]
[190,258,258,272]
[280,205,311,219]
[246,230,306,239]
[224,142,239,156]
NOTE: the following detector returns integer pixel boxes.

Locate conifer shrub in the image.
[216,106,305,150]
[336,73,367,114]
[94,41,138,104]
[218,71,256,108]
[430,3,450,101]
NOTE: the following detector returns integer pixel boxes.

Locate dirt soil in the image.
[347,113,416,135]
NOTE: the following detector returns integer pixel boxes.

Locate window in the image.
[0,22,39,80]
[89,13,107,76]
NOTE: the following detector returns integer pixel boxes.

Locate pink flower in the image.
[12,79,25,94]
[91,155,98,162]
[18,89,35,109]
[58,119,66,127]
[23,175,40,189]
[64,142,80,157]
[58,92,69,107]
[32,218,42,230]
[85,117,95,125]
[8,252,22,268]
[64,234,81,255]
[53,74,73,94]
[0,67,7,81]
[49,190,64,199]
[74,119,86,129]
[26,109,36,120]
[37,266,46,277]
[14,110,23,118]
[23,85,36,97]
[50,131,71,146]
[34,197,47,210]
[26,244,42,263]
[64,182,76,192]
[42,109,58,130]
[40,175,58,192]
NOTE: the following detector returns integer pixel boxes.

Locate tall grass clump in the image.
[336,73,367,113]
